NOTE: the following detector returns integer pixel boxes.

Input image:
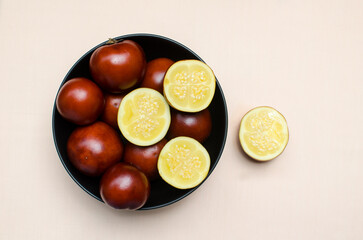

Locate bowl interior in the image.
[52,34,228,210]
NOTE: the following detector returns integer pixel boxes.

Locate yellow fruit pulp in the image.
[157,137,210,189]
[239,106,289,161]
[163,60,216,112]
[117,88,170,146]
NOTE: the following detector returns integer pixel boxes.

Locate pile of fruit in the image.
[56,39,216,210]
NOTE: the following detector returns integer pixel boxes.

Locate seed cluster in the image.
[132,94,161,138]
[166,144,201,179]
[171,85,188,100]
[175,71,207,84]
[247,111,284,155]
[173,70,209,103]
[190,85,208,103]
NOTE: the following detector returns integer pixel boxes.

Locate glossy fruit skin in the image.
[67,121,123,177]
[123,139,167,181]
[140,58,174,93]
[100,93,125,129]
[168,108,212,142]
[56,78,104,125]
[100,162,150,210]
[89,40,146,93]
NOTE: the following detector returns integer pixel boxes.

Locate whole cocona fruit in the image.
[168,108,212,143]
[140,57,174,94]
[56,77,104,125]
[89,39,146,93]
[100,162,150,210]
[100,93,125,129]
[123,139,167,181]
[67,121,124,177]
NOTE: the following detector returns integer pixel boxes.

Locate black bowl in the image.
[52,33,228,210]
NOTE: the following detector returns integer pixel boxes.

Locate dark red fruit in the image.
[140,58,174,93]
[89,39,146,93]
[100,163,150,210]
[67,121,123,177]
[168,108,212,142]
[100,93,125,129]
[56,77,104,125]
[123,139,167,181]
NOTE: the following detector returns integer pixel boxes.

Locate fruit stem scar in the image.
[106,38,123,45]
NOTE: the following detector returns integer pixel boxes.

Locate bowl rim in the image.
[52,33,228,210]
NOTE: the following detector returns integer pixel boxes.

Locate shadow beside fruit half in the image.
[52,33,228,210]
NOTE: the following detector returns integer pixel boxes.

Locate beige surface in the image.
[1,0,362,239]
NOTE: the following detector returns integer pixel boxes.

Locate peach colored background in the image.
[1,0,362,239]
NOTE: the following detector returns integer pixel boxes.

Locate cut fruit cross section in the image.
[239,106,289,161]
[163,60,216,112]
[157,136,210,189]
[117,88,171,146]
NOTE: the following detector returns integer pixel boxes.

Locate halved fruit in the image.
[117,88,171,146]
[239,106,289,161]
[157,137,210,189]
[163,60,216,112]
